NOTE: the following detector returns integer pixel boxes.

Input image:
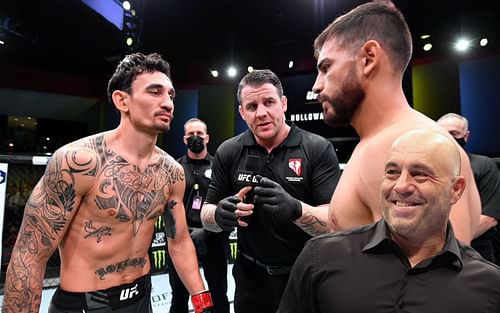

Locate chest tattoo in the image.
[87,136,181,235]
[84,220,112,243]
[74,134,184,235]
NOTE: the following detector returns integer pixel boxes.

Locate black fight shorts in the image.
[48,274,152,313]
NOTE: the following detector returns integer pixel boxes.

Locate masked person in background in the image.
[438,113,500,264]
[169,118,230,313]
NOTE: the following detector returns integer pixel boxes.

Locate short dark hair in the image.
[236,69,284,103]
[107,52,171,104]
[314,0,412,73]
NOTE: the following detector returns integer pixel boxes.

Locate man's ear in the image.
[360,40,381,76]
[281,95,288,113]
[205,134,210,144]
[238,105,245,121]
[111,90,129,113]
[183,135,188,145]
[450,176,466,205]
[464,131,470,142]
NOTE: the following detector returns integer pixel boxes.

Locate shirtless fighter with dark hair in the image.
[2,53,214,313]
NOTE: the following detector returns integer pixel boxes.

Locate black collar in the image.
[362,220,463,271]
[183,153,212,164]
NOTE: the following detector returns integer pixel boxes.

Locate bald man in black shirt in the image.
[278,129,500,313]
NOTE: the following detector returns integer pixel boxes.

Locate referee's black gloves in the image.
[253,176,302,221]
[214,195,241,231]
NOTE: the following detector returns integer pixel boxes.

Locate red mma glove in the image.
[191,290,215,313]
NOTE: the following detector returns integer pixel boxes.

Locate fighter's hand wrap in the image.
[214,195,241,231]
[253,175,302,221]
[191,290,215,313]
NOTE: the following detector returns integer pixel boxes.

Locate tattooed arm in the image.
[164,163,206,295]
[2,147,94,313]
[294,203,331,236]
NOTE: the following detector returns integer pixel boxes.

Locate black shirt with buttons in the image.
[278,220,500,313]
[205,123,341,265]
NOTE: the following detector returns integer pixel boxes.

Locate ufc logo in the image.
[237,174,252,182]
[119,284,139,301]
[237,174,259,184]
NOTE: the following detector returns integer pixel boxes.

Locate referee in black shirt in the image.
[201,69,341,313]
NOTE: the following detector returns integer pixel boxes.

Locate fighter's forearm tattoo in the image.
[84,220,112,243]
[297,212,329,236]
[163,200,177,238]
[3,248,42,312]
[94,257,147,280]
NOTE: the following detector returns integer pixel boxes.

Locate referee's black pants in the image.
[233,254,290,313]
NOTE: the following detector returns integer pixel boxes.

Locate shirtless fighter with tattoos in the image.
[2,53,215,313]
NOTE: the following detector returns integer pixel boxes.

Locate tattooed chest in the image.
[93,163,167,234]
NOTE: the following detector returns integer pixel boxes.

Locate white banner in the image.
[0,162,8,264]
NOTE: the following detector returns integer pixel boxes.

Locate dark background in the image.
[1,0,500,290]
[1,0,499,159]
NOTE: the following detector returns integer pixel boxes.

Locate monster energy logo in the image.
[155,215,165,230]
[152,249,166,269]
[229,242,238,260]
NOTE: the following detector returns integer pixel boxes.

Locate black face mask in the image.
[455,137,466,148]
[187,135,205,153]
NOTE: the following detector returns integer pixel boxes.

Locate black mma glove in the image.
[214,195,241,231]
[190,228,209,257]
[192,290,215,313]
[253,176,302,221]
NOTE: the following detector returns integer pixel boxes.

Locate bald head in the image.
[381,128,466,243]
[390,128,461,177]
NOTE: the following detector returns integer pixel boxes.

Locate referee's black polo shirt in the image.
[205,123,340,265]
[278,220,500,313]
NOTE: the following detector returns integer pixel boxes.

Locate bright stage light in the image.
[227,67,237,78]
[454,38,470,52]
